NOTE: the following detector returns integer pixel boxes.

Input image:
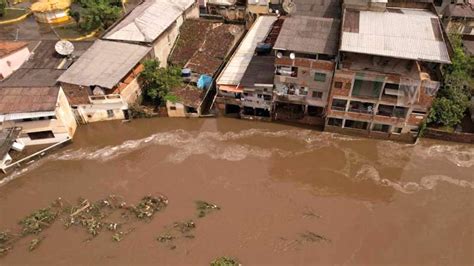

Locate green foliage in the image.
[164,94,180,103]
[74,0,122,31]
[210,257,240,266]
[428,32,473,128]
[140,59,182,104]
[0,0,6,17]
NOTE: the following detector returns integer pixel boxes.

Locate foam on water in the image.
[2,129,473,192]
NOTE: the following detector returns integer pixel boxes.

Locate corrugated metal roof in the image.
[292,0,341,19]
[274,16,340,56]
[58,40,151,89]
[217,16,277,86]
[104,0,194,43]
[341,8,451,63]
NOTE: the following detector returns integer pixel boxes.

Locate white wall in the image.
[0,47,29,80]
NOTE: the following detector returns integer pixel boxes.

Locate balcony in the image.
[89,94,123,104]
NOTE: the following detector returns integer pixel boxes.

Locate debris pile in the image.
[300,231,331,243]
[210,256,241,266]
[195,200,220,218]
[19,207,58,235]
[129,195,168,220]
[0,194,169,257]
[157,219,196,250]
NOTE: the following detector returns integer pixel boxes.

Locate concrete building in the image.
[167,19,244,117]
[325,2,451,142]
[58,40,151,123]
[0,87,77,146]
[216,15,278,116]
[272,15,340,126]
[205,0,246,21]
[0,40,91,145]
[0,41,29,81]
[103,0,199,68]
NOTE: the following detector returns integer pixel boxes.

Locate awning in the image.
[218,85,243,93]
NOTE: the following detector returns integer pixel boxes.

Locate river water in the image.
[0,118,473,265]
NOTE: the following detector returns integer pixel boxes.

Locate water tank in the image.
[256,42,272,55]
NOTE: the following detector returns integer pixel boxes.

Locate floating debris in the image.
[29,238,42,251]
[130,195,168,220]
[173,220,196,234]
[156,234,175,243]
[19,208,58,236]
[210,256,241,266]
[195,200,220,218]
[112,232,124,242]
[300,231,331,243]
[0,231,13,256]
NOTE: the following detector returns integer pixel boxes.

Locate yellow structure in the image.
[31,0,71,24]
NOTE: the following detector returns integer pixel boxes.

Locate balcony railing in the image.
[89,94,123,104]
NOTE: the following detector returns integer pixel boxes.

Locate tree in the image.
[74,0,122,31]
[139,59,182,104]
[0,0,7,17]
[428,32,473,128]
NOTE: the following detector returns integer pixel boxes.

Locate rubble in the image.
[195,200,220,218]
[19,207,58,235]
[28,238,42,251]
[210,257,241,266]
[129,195,168,220]
[300,231,331,243]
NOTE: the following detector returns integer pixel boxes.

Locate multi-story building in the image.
[325,1,452,142]
[272,15,341,126]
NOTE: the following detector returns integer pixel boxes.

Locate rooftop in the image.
[341,8,451,64]
[240,56,275,87]
[0,87,59,114]
[0,40,93,88]
[217,15,277,86]
[170,85,205,108]
[0,41,28,58]
[58,40,151,89]
[444,3,474,18]
[274,16,340,56]
[292,0,341,19]
[169,19,243,75]
[104,0,194,43]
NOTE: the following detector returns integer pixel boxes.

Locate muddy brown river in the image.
[1,118,473,265]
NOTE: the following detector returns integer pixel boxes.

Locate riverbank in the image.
[0,118,472,265]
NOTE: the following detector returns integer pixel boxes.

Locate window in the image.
[28,130,55,140]
[170,106,177,111]
[392,127,403,134]
[107,110,114,118]
[331,99,347,111]
[352,78,384,98]
[393,107,408,118]
[328,118,343,127]
[344,120,368,130]
[276,66,297,77]
[334,82,343,89]
[372,124,390,133]
[411,109,427,116]
[307,106,324,117]
[349,101,374,114]
[314,72,327,82]
[263,95,272,101]
[312,91,323,99]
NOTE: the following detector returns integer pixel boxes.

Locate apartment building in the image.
[325,1,451,142]
[272,15,340,126]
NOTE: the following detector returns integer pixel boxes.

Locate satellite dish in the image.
[276,52,283,58]
[289,53,296,60]
[55,40,74,56]
[283,0,296,15]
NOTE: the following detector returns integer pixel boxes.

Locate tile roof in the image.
[170,85,204,108]
[0,41,28,58]
[58,40,151,89]
[104,0,194,43]
[217,15,277,86]
[341,8,451,63]
[274,16,340,56]
[0,87,59,114]
[445,3,474,18]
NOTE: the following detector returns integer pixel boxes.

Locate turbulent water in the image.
[0,118,473,265]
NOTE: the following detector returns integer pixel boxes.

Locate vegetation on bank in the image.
[139,59,182,105]
[70,0,123,32]
[210,257,241,266]
[428,32,473,129]
[0,0,6,17]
